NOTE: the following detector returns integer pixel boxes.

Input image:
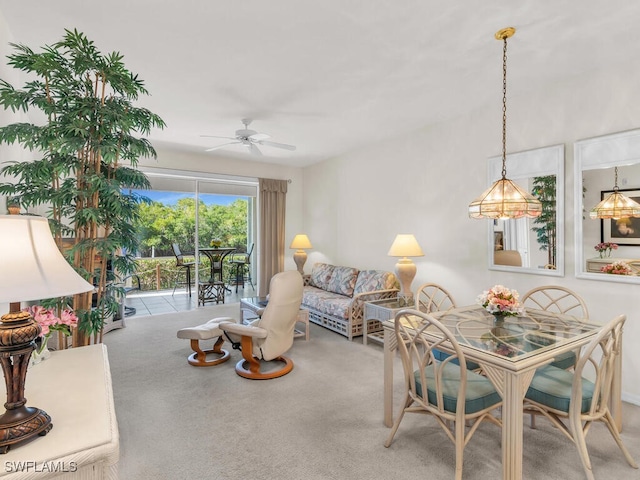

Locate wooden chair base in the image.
[235,355,293,380]
[187,337,230,367]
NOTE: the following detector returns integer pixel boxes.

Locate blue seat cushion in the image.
[414,362,501,414]
[525,364,594,413]
[433,349,480,371]
[550,350,577,370]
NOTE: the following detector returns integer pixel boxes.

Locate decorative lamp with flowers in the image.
[477,285,524,322]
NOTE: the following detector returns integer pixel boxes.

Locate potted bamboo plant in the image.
[0,29,165,345]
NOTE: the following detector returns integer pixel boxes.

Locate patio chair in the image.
[172,243,196,297]
[384,309,502,480]
[229,243,254,292]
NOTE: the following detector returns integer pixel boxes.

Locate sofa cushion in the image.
[353,270,397,296]
[326,266,359,297]
[309,263,334,290]
[302,286,352,320]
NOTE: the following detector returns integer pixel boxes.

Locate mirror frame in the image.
[488,144,565,277]
[574,128,640,284]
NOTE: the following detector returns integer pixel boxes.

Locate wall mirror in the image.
[488,144,565,276]
[575,129,640,284]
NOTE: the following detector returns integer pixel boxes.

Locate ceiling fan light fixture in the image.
[202,118,295,155]
[468,27,542,219]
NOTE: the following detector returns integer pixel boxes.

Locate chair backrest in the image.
[521,285,589,319]
[494,249,522,266]
[254,270,303,361]
[415,282,456,313]
[394,309,470,420]
[172,243,185,266]
[572,314,625,420]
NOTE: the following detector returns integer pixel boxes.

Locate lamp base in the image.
[394,258,417,302]
[0,406,52,453]
[0,307,53,454]
[293,250,308,275]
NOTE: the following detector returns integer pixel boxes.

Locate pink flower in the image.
[23,306,78,338]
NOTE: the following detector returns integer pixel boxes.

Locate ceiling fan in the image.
[201,118,296,156]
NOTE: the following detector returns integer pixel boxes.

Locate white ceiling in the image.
[1,1,640,167]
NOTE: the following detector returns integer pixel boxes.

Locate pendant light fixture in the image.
[469,27,542,219]
[589,166,640,219]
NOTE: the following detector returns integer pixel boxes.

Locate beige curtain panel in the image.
[258,178,288,296]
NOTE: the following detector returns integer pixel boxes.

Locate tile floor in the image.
[125,284,257,317]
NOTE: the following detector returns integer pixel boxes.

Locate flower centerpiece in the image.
[477,285,524,319]
[210,238,222,248]
[594,242,618,258]
[601,260,633,275]
[25,306,79,364]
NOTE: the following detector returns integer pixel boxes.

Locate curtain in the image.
[258,178,288,296]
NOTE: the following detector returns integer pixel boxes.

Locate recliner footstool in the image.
[177,319,231,367]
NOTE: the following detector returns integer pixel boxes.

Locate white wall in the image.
[302,61,640,404]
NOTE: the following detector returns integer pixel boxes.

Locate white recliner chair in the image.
[220,270,303,379]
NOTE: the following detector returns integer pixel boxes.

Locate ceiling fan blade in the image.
[249,133,270,141]
[200,134,237,140]
[249,143,263,156]
[205,141,241,152]
[258,140,296,151]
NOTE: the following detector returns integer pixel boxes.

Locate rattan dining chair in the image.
[415,283,479,371]
[523,314,638,480]
[384,309,502,480]
[521,285,589,319]
[522,286,589,370]
[415,282,457,313]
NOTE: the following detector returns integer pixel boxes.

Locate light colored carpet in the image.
[103,303,640,480]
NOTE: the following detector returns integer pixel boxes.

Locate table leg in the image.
[383,326,397,427]
[482,365,536,480]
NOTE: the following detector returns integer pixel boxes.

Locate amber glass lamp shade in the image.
[469,178,543,219]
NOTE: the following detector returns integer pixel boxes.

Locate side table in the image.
[362,298,406,345]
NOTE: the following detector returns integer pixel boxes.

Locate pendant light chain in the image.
[614,166,619,191]
[501,35,508,179]
[468,27,542,220]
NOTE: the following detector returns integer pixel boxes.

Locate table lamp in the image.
[387,234,424,306]
[290,234,313,274]
[0,215,94,453]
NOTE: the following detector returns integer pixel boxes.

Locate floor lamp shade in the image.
[387,234,424,305]
[290,234,312,274]
[0,215,94,453]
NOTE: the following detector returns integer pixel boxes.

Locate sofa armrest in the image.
[349,288,399,323]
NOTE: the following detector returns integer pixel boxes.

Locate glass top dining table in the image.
[382,305,621,480]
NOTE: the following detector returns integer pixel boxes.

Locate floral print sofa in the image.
[302,263,399,340]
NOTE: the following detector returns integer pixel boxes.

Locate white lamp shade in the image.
[0,215,94,303]
[387,234,424,258]
[290,234,312,250]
